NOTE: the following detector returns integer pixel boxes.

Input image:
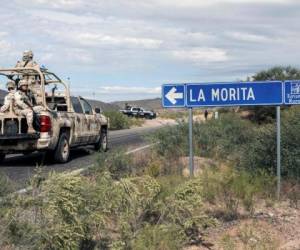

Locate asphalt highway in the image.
[0,125,163,187]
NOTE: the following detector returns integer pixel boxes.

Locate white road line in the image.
[125,143,158,155]
[14,142,157,195]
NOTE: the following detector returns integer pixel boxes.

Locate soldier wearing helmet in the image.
[0,81,16,113]
[16,50,38,68]
[14,80,44,133]
[16,50,43,105]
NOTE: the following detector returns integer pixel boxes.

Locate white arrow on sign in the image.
[165,87,184,104]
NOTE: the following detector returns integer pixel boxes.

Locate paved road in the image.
[0,125,162,186]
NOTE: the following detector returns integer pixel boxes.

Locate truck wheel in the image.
[94,130,108,152]
[0,153,5,163]
[54,133,70,163]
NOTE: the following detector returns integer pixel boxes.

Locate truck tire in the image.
[94,129,108,152]
[0,153,5,163]
[54,133,70,163]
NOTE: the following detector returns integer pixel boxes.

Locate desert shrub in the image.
[145,159,161,177]
[0,172,13,198]
[220,234,237,250]
[94,150,133,179]
[152,113,253,161]
[155,177,216,244]
[194,113,253,159]
[245,66,299,123]
[153,107,300,179]
[128,117,144,127]
[151,123,188,160]
[132,224,186,250]
[200,167,275,218]
[240,106,300,178]
[104,111,130,130]
[104,111,144,130]
[2,171,162,249]
[238,222,279,249]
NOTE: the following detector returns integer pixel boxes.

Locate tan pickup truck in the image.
[0,67,108,163]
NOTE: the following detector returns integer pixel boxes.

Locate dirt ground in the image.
[179,157,300,250]
[141,117,178,128]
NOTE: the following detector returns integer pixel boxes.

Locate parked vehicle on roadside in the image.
[120,105,156,119]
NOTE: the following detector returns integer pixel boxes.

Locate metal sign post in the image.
[276,106,281,200]
[189,108,194,177]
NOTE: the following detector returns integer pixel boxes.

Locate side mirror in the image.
[94,107,101,114]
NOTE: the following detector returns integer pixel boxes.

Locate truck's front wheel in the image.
[94,129,108,152]
[54,133,70,163]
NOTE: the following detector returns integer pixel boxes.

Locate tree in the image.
[247,66,300,123]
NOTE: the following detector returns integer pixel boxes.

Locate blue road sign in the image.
[186,81,283,107]
[162,84,185,107]
[284,80,300,105]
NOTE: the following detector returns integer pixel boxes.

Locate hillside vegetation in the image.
[153,106,300,179]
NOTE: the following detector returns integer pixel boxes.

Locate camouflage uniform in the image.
[0,81,16,113]
[15,50,38,68]
[16,51,43,105]
[15,80,44,132]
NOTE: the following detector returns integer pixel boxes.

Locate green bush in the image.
[246,66,300,123]
[132,224,186,250]
[200,167,276,218]
[152,114,253,160]
[240,106,300,178]
[104,111,131,130]
[152,107,300,179]
[94,150,133,179]
[104,111,144,130]
[1,171,162,249]
[0,172,13,197]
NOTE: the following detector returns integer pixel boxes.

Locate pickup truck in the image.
[120,106,156,119]
[0,66,108,163]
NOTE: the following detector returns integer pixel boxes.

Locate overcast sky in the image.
[0,0,299,102]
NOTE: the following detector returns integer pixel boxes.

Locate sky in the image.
[0,0,299,102]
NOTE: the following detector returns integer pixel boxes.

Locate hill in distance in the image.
[112,98,162,111]
[0,89,162,112]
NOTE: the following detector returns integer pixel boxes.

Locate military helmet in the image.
[22,50,34,61]
[19,79,29,87]
[6,81,15,89]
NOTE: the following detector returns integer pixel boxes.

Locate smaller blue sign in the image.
[162,84,185,108]
[186,81,283,107]
[284,81,300,105]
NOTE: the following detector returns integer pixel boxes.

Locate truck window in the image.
[71,97,83,113]
[80,98,93,115]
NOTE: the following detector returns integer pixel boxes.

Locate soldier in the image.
[14,80,43,133]
[16,50,43,105]
[15,50,38,68]
[0,81,16,113]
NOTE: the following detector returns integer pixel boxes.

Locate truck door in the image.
[79,98,99,143]
[70,97,85,145]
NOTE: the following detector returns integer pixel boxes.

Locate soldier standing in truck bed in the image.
[15,50,38,68]
[16,50,43,105]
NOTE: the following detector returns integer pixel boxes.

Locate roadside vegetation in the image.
[104,111,144,130]
[0,67,299,249]
[153,106,300,179]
